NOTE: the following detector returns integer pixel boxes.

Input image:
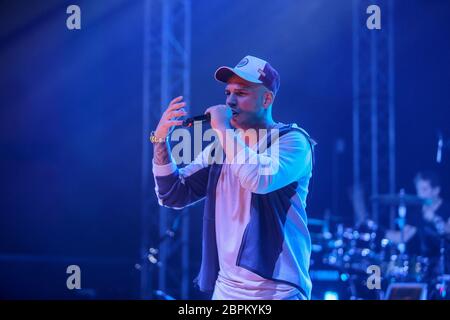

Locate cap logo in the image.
[236,58,249,68]
[257,68,266,77]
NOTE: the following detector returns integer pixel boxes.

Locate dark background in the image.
[0,0,449,299]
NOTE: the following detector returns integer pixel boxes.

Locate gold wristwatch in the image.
[149,131,166,144]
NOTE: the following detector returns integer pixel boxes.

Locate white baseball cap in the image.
[214,55,280,95]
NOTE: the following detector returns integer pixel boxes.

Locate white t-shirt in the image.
[212,124,303,300]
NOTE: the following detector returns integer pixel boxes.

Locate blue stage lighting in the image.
[324,291,339,300]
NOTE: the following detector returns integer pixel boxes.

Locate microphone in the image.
[437,133,443,163]
[182,113,211,127]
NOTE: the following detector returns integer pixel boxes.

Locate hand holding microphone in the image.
[204,105,233,131]
[182,104,232,131]
[153,96,231,141]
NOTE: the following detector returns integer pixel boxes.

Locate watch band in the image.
[149,131,166,144]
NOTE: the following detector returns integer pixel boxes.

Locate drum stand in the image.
[435,236,449,299]
[396,189,410,278]
[434,133,450,298]
[396,189,407,254]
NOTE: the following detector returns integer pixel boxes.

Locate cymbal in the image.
[371,194,429,206]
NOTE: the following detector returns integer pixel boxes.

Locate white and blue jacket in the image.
[153,123,315,299]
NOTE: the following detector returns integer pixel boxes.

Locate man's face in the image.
[224,75,269,129]
[415,179,440,200]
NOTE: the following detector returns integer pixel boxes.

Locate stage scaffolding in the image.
[141,0,191,299]
[352,0,396,227]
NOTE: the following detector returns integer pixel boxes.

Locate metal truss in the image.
[141,0,191,299]
[352,0,396,227]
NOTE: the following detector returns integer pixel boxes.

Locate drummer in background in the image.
[385,171,450,260]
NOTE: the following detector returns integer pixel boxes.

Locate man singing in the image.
[150,55,315,300]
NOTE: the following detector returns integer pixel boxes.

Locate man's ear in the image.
[263,91,274,108]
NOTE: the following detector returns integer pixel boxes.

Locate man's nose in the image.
[226,94,237,107]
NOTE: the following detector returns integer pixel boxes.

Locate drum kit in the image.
[310,192,449,300]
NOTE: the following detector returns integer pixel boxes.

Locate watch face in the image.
[150,133,164,143]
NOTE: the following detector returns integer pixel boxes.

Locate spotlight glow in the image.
[324,291,339,300]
